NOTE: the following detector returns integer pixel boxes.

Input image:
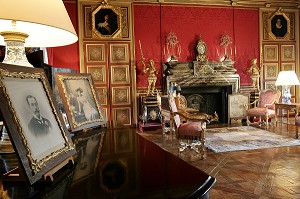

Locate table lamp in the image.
[275,70,300,104]
[0,0,78,67]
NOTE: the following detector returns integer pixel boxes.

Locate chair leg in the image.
[246,116,250,126]
[200,130,206,160]
[265,113,269,128]
[259,116,262,127]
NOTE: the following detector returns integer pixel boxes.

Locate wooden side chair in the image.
[161,95,208,159]
[244,89,281,128]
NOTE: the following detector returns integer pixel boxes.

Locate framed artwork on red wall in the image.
[91,3,122,39]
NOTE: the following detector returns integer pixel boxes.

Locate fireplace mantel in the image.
[164,61,240,93]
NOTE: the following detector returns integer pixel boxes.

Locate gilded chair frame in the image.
[244,89,281,127]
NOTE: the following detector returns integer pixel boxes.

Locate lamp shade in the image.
[0,0,78,47]
[275,70,300,86]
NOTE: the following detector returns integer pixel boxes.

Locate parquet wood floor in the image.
[137,119,300,199]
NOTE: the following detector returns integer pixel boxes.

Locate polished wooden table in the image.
[0,125,215,198]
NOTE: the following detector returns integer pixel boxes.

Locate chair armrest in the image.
[264,100,279,108]
[177,109,209,122]
[244,99,259,109]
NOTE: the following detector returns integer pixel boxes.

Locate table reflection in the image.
[0,125,215,199]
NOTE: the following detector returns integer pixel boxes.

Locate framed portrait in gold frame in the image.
[54,73,107,132]
[91,3,122,39]
[0,63,76,185]
[268,8,290,40]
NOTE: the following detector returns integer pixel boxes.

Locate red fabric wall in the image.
[134,3,259,89]
[48,1,79,71]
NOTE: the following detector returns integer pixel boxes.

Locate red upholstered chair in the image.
[245,89,281,128]
[161,95,208,159]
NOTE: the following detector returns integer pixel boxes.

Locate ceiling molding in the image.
[132,0,300,8]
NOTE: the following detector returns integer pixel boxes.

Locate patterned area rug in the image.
[206,126,300,153]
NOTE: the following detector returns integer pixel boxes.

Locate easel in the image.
[43,156,74,182]
[3,156,74,184]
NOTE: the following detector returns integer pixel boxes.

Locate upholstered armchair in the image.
[244,89,281,127]
[161,95,208,159]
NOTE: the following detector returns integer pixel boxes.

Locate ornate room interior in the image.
[30,0,299,127]
[1,0,300,198]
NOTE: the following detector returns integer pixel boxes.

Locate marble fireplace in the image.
[164,61,240,123]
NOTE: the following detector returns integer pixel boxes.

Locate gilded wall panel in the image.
[111,65,130,84]
[95,87,108,105]
[282,63,295,71]
[121,7,129,38]
[109,43,129,63]
[281,45,295,61]
[264,45,278,61]
[87,65,107,84]
[264,63,278,80]
[86,44,106,62]
[112,86,131,105]
[84,6,92,38]
[112,107,132,125]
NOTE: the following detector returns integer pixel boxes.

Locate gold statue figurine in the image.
[247,58,260,91]
[139,40,159,95]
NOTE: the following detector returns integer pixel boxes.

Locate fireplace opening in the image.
[181,85,232,123]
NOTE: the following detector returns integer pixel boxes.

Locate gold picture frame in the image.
[0,63,76,185]
[268,8,290,40]
[91,3,122,39]
[54,73,107,132]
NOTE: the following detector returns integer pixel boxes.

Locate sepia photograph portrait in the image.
[0,64,76,185]
[4,78,66,161]
[55,73,107,132]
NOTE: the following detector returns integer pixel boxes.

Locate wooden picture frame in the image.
[54,73,107,132]
[228,93,250,123]
[91,3,122,39]
[72,128,105,184]
[0,63,76,185]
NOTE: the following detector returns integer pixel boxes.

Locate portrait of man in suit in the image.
[26,95,53,136]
